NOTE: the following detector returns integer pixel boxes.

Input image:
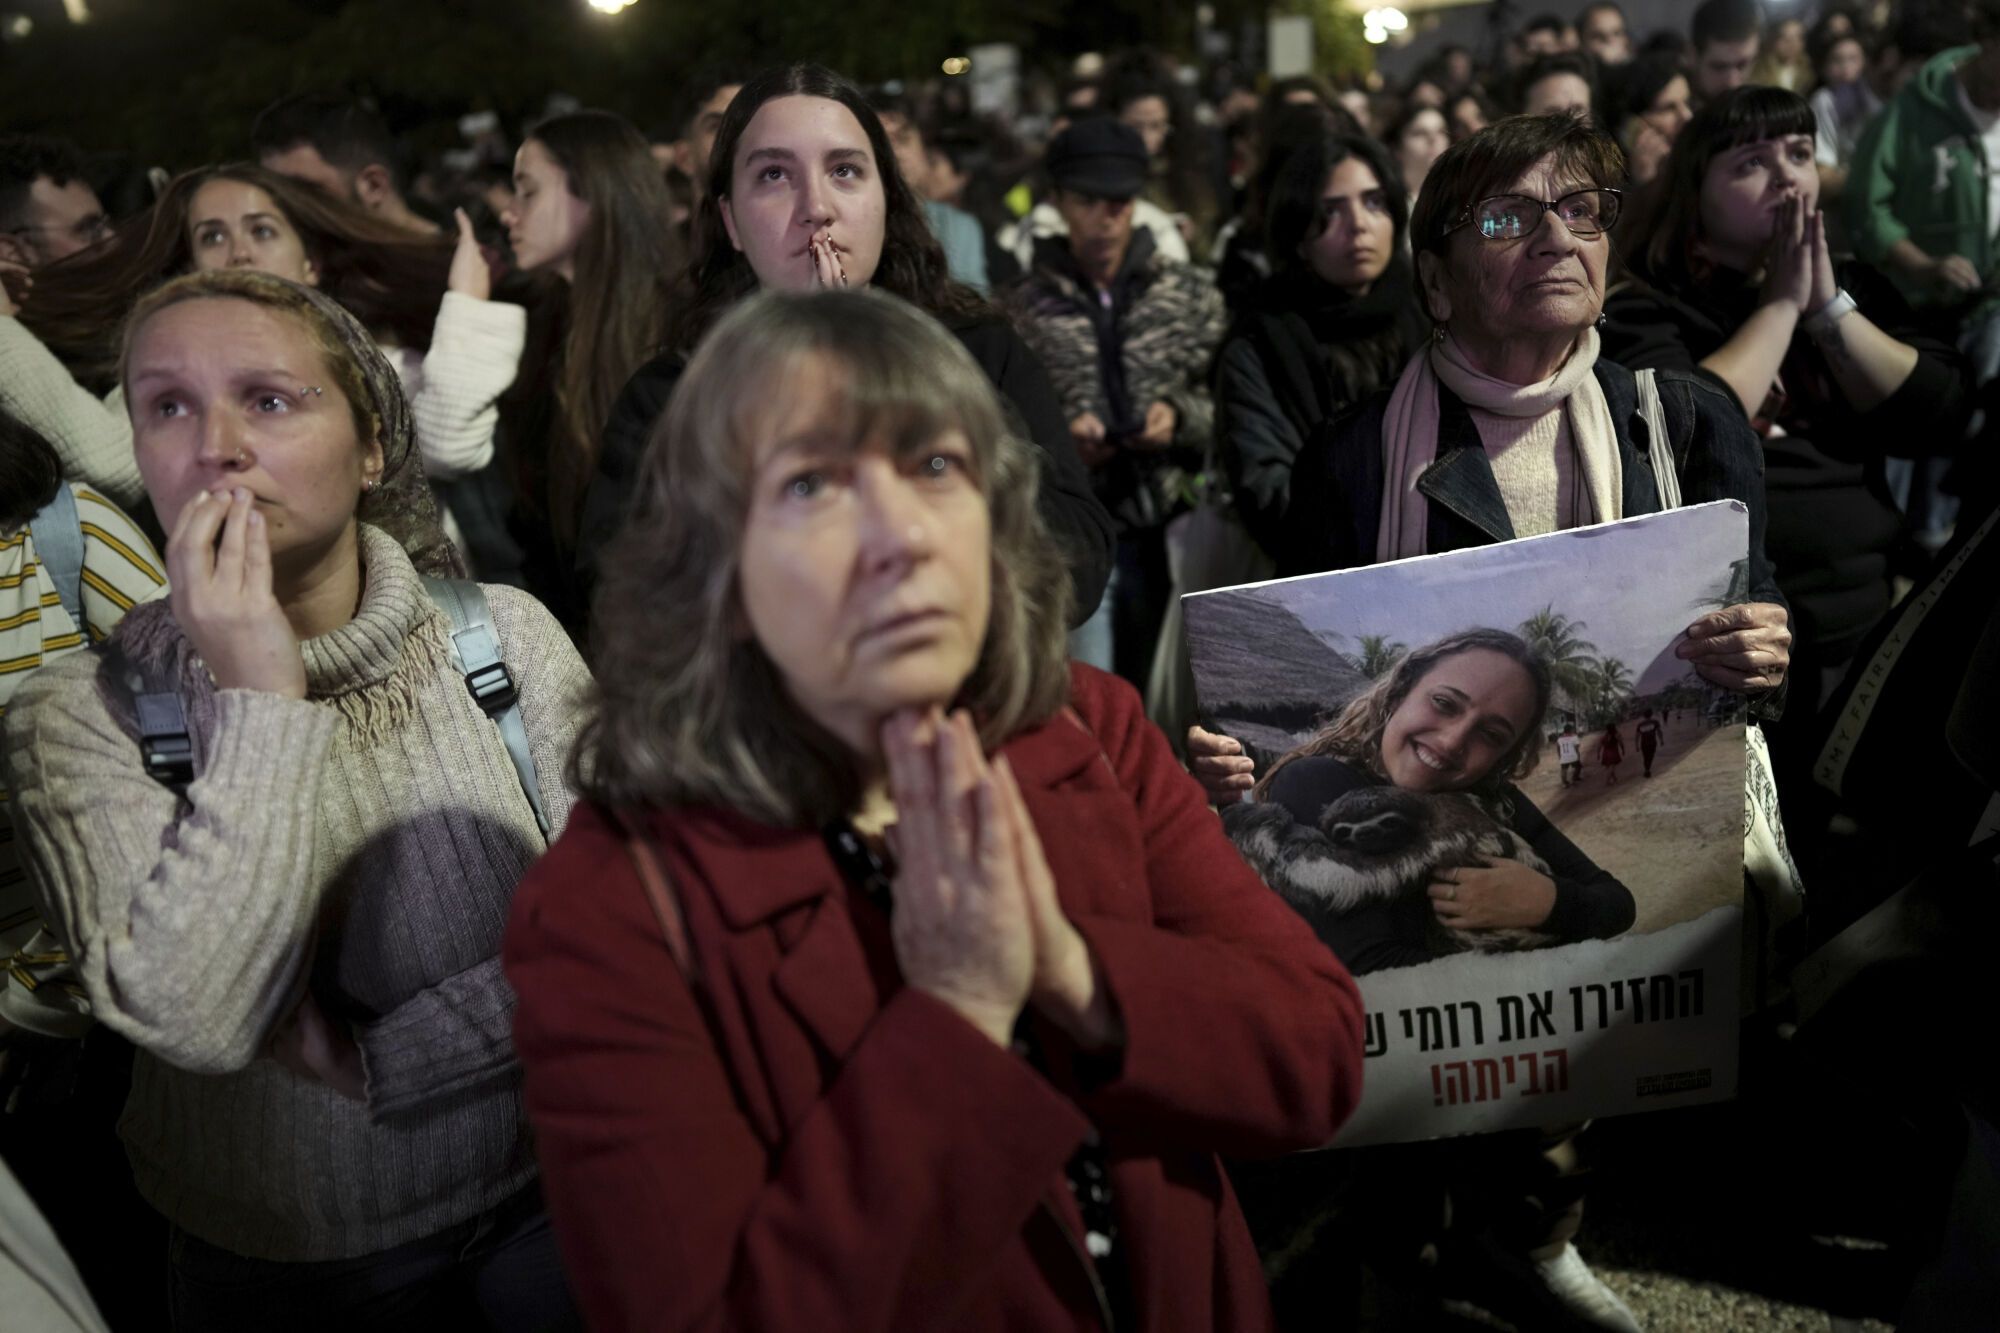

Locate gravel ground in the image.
[1593,1265,1898,1332]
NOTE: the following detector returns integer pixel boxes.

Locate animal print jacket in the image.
[1010,230,1228,532]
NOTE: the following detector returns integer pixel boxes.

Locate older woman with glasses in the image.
[1274,113,1789,688]
[1199,115,1788,803]
[1190,115,1788,1332]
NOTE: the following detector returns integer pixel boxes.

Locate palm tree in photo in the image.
[1355,633,1409,679]
[1518,605,1600,712]
[1589,656,1634,723]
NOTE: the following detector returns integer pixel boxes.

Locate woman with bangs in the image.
[0,163,526,523]
[1603,85,1968,806]
[504,288,1365,1332]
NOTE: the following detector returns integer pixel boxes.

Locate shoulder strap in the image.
[1634,369,1684,511]
[421,577,551,839]
[608,805,695,980]
[27,483,85,632]
[127,661,196,788]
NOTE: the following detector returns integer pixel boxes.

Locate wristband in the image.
[1804,288,1857,339]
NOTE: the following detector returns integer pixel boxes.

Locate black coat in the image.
[1600,262,1970,665]
[1214,268,1429,558]
[575,314,1114,630]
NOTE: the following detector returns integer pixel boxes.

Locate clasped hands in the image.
[882,708,1121,1053]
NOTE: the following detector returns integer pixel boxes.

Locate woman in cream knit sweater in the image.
[2,269,585,1331]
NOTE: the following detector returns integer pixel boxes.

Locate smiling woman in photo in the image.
[1227,628,1633,976]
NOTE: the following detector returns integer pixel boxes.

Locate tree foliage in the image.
[0,0,1266,170]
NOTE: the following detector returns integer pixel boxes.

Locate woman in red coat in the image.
[502,287,1366,1332]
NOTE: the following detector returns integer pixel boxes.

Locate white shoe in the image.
[1533,1243,1643,1332]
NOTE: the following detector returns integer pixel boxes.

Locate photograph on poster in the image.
[1184,503,1751,1145]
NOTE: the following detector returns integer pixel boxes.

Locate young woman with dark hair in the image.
[1103,55,1222,253]
[0,164,523,520]
[1210,102,1356,312]
[1214,132,1430,559]
[575,63,1112,629]
[1383,101,1452,202]
[1608,52,1694,186]
[1604,86,1967,798]
[454,108,682,631]
[1237,627,1634,975]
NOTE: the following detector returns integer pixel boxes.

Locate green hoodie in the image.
[1848,44,1996,309]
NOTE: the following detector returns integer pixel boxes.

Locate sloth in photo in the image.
[1225,785,1559,969]
[1223,628,1635,975]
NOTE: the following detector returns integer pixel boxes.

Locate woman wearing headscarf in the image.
[3,269,586,1330]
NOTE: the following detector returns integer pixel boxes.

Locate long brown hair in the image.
[17,163,450,392]
[1255,628,1552,801]
[508,110,681,548]
[577,289,1071,826]
[664,63,988,358]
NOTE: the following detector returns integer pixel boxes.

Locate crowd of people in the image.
[0,0,1993,1329]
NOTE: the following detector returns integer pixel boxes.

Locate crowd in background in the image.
[0,0,1995,1329]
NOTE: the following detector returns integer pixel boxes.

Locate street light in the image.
[1363,6,1407,44]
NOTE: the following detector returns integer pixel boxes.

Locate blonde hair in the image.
[122,268,378,445]
[118,267,464,577]
[1255,627,1552,800]
[576,288,1074,826]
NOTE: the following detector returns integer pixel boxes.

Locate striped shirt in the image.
[0,483,165,1034]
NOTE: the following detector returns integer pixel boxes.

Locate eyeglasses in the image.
[1443,188,1622,242]
[5,214,114,248]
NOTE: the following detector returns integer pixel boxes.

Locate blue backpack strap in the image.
[421,577,551,839]
[27,483,85,633]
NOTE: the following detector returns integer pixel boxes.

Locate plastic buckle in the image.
[465,661,518,716]
[140,736,195,787]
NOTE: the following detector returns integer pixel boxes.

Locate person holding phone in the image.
[1009,118,1227,687]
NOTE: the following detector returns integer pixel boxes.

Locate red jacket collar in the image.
[637,705,1108,932]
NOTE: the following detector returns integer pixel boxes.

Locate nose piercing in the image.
[233,448,248,465]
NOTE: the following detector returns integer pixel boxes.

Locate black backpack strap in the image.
[123,660,195,788]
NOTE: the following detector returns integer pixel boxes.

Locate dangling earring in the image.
[1595,311,1609,330]
[1432,321,1449,344]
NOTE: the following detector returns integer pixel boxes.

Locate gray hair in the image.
[575,288,1074,826]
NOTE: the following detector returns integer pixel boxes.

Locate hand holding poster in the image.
[1185,503,1750,1146]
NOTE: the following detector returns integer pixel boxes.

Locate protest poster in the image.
[1184,503,1749,1146]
